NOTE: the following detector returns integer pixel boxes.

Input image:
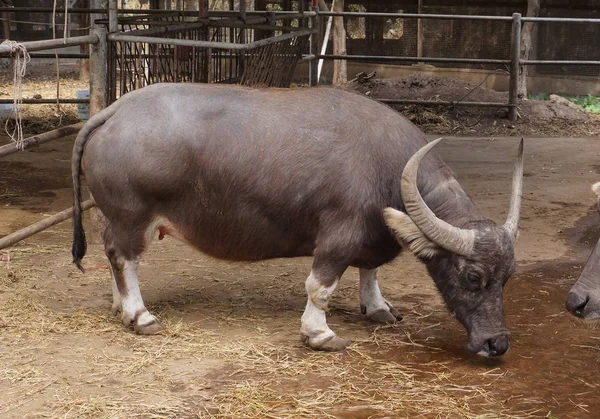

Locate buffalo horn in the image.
[401,138,475,256]
[503,138,524,240]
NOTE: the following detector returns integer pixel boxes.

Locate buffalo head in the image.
[385,138,523,357]
[565,182,600,319]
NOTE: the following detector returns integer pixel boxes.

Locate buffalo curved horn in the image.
[503,138,524,240]
[401,138,475,256]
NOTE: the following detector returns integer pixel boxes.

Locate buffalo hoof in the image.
[301,334,351,351]
[134,319,163,335]
[362,301,403,324]
[368,308,402,324]
[111,303,121,316]
[122,310,163,335]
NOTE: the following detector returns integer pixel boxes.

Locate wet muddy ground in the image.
[1,134,600,418]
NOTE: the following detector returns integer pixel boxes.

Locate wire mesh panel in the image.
[422,16,512,69]
[343,2,419,58]
[108,26,210,103]
[116,13,183,32]
[241,35,308,87]
[108,18,307,103]
[343,0,600,78]
[342,3,514,71]
[532,7,600,78]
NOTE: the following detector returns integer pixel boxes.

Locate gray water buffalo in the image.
[72,83,524,357]
[566,182,600,319]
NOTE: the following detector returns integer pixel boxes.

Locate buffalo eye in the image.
[467,272,480,286]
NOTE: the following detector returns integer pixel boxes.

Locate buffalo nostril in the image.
[488,334,510,357]
[565,292,588,317]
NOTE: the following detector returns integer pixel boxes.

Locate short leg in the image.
[359,268,402,324]
[108,262,121,316]
[300,270,350,351]
[104,228,161,335]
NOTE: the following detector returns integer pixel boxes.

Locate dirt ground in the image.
[1,131,600,418]
[348,75,600,138]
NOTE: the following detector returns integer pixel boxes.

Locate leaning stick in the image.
[0,122,84,158]
[0,199,96,251]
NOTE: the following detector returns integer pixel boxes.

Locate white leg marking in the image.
[301,297,336,344]
[300,272,337,345]
[359,268,400,323]
[119,258,159,331]
[359,268,387,314]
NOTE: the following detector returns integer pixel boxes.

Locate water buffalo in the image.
[566,182,600,319]
[72,83,523,357]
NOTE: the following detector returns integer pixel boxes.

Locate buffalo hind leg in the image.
[108,262,122,316]
[359,268,402,324]
[89,204,122,316]
[301,265,350,351]
[104,226,161,335]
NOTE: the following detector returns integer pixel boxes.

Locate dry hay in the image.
[348,75,600,138]
[0,77,86,138]
[0,240,543,419]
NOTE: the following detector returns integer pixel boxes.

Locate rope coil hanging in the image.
[0,39,29,149]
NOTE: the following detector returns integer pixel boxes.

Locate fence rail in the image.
[2,8,600,121]
[313,10,600,121]
[0,34,98,54]
[317,54,511,65]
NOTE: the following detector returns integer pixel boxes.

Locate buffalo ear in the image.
[383,208,441,259]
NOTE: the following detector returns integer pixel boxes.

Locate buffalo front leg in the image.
[359,268,402,324]
[104,235,161,335]
[300,270,350,351]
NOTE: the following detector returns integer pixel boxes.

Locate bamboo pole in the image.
[0,122,84,158]
[0,200,96,251]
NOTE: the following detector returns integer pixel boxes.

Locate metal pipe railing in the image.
[108,28,314,51]
[0,99,89,104]
[0,34,98,55]
[317,11,513,21]
[0,7,317,17]
[377,99,515,108]
[28,53,89,58]
[522,60,600,66]
[108,33,242,50]
[521,17,600,23]
[2,8,599,120]
[317,54,510,65]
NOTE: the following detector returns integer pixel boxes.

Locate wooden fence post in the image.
[508,12,521,122]
[89,0,107,116]
[108,0,118,33]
